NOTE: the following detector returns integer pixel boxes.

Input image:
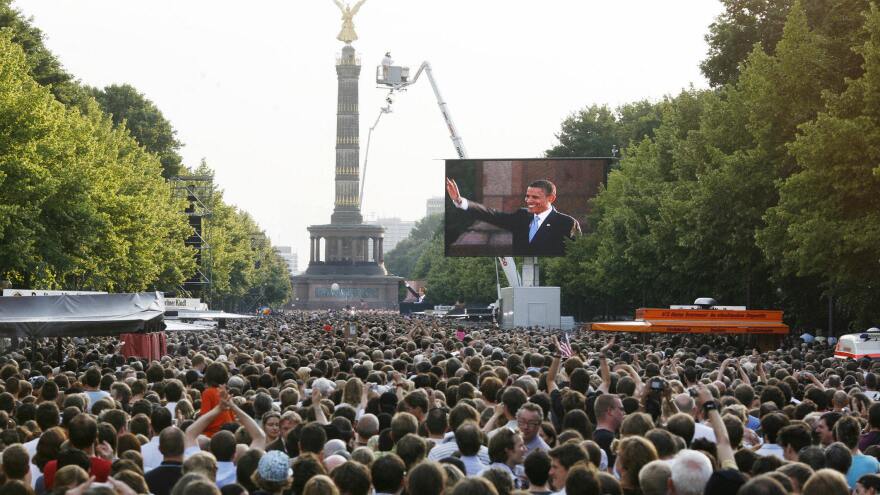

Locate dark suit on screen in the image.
[462,200,581,256]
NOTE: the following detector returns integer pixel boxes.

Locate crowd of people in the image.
[0,310,877,495]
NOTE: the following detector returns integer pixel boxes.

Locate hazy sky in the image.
[15,0,724,264]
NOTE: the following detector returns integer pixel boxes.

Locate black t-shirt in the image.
[144,462,183,495]
[593,427,616,468]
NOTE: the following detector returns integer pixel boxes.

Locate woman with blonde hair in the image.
[113,470,149,495]
[342,378,363,406]
[175,399,195,423]
[52,465,89,494]
[303,475,340,495]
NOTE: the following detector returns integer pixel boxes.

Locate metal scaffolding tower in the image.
[170,175,214,302]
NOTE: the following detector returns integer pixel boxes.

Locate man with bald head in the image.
[145,426,185,495]
[356,414,380,447]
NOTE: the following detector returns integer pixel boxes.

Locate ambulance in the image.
[834,328,880,360]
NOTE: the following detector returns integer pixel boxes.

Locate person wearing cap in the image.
[252,450,293,495]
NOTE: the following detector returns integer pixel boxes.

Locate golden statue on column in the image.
[333,0,367,44]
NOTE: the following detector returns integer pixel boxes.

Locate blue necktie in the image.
[529,215,540,242]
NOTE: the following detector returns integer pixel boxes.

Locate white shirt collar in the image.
[533,207,553,226]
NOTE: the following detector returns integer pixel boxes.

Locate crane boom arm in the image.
[394,62,519,287]
[402,62,467,159]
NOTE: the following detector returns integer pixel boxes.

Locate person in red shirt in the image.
[42,414,112,489]
[200,362,235,437]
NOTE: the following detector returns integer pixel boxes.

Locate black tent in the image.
[0,292,164,338]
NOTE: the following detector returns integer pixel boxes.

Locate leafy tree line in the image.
[544,0,880,331]
[0,1,290,310]
[391,0,880,332]
[385,214,497,305]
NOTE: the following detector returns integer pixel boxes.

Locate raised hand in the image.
[445,178,461,204]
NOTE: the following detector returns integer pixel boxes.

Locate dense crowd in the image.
[0,311,877,495]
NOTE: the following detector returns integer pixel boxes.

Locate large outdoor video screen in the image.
[444,158,608,257]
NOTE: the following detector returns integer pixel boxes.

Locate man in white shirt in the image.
[516,403,550,453]
[673,393,716,443]
[754,412,790,460]
[141,407,175,471]
[82,367,110,413]
[163,379,185,420]
[455,423,489,475]
[209,430,237,487]
[428,404,490,463]
[381,52,393,79]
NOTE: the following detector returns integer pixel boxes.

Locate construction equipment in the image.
[374,60,521,289]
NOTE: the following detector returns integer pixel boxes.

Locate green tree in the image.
[384,213,442,278]
[91,84,184,178]
[191,161,290,310]
[545,101,662,158]
[701,0,868,88]
[0,0,91,107]
[0,33,194,290]
[410,235,497,305]
[759,4,880,327]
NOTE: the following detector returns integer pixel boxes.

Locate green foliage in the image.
[544,0,880,328]
[0,1,92,108]
[410,235,497,305]
[192,160,290,311]
[701,0,869,88]
[0,20,289,308]
[386,213,496,304]
[91,84,184,178]
[0,33,194,290]
[545,101,662,158]
[385,214,442,279]
[758,4,880,326]
[701,0,792,87]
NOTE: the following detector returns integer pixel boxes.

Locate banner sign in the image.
[3,289,107,297]
[314,287,379,299]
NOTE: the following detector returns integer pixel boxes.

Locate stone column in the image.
[378,238,384,263]
[336,238,343,262]
[310,237,315,262]
[372,238,378,262]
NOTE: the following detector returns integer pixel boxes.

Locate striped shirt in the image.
[427,431,490,463]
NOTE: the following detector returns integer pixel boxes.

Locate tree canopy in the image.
[0,2,291,309]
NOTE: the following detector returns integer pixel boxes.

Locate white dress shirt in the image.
[140,436,163,471]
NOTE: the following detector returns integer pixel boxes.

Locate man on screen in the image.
[446,177,581,256]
